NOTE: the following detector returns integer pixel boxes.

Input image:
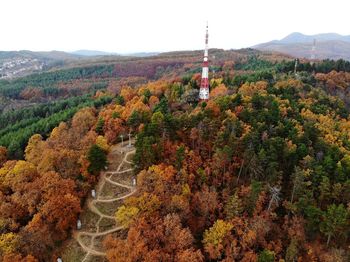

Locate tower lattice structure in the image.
[199,23,209,101]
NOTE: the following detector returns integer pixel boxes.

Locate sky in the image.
[1,0,349,53]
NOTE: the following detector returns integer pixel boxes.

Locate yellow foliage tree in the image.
[3,160,37,192]
[71,107,96,136]
[0,232,19,255]
[239,81,268,97]
[25,134,44,166]
[120,86,137,102]
[202,220,233,259]
[275,79,303,89]
[125,193,161,214]
[144,80,168,97]
[210,84,228,98]
[115,205,139,228]
[96,135,110,152]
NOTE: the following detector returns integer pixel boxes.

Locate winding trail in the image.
[72,142,136,261]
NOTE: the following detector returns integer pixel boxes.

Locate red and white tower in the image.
[199,22,209,101]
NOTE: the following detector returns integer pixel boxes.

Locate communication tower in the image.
[199,22,210,101]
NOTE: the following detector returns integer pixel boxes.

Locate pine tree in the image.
[95,117,105,135]
[87,144,107,175]
[320,204,349,246]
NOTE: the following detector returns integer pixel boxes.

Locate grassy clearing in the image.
[87,255,107,262]
[60,143,135,260]
[110,229,128,240]
[99,217,116,231]
[80,209,100,232]
[95,200,123,217]
[93,235,109,250]
[107,150,123,170]
[110,171,134,186]
[99,181,129,198]
[119,161,133,171]
[80,235,92,247]
[126,152,134,163]
[60,239,86,262]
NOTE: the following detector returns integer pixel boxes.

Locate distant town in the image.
[0,58,45,79]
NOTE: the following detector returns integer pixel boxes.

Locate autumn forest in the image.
[0,49,349,261]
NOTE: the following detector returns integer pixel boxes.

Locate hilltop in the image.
[0,48,290,80]
[0,50,349,261]
[254,32,350,60]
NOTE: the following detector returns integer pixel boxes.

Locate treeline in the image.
[1,95,94,129]
[0,95,112,158]
[235,55,275,71]
[236,55,350,74]
[0,64,114,99]
[276,58,350,74]
[220,58,350,90]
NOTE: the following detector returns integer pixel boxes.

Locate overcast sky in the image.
[1,0,349,53]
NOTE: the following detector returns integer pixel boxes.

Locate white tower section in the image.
[199,22,209,101]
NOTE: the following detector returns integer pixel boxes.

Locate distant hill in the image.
[0,48,291,79]
[125,52,160,57]
[70,50,119,57]
[276,32,350,44]
[70,50,160,57]
[0,50,81,61]
[253,32,350,60]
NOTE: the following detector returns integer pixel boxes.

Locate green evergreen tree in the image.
[258,249,275,262]
[87,144,107,175]
[95,117,105,135]
[320,204,349,246]
[175,145,185,170]
[115,95,125,106]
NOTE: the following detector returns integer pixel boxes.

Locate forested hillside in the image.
[0,54,349,261]
[101,60,350,261]
[0,49,288,159]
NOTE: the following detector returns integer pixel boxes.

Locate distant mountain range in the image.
[4,33,350,80]
[69,50,160,57]
[253,32,350,60]
[70,50,119,57]
[0,50,82,62]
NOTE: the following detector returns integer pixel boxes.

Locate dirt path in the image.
[72,142,136,261]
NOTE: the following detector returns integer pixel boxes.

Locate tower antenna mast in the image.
[199,22,209,101]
